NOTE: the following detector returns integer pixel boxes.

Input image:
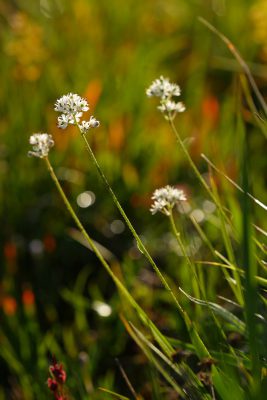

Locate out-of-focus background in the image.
[0,0,266,398]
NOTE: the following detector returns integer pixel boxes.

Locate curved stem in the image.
[198,17,267,118]
[79,129,184,314]
[168,118,243,304]
[44,156,173,354]
[44,147,210,361]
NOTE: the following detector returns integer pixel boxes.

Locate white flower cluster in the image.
[150,185,186,216]
[54,93,100,133]
[146,76,181,99]
[146,76,185,120]
[158,100,185,114]
[28,133,54,158]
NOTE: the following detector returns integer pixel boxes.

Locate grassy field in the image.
[1,1,267,399]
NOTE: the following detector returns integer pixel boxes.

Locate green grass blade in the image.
[98,388,130,400]
[239,114,261,396]
[121,317,185,397]
[180,288,245,334]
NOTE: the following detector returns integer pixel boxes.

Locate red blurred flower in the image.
[49,363,67,384]
[47,378,58,392]
[22,289,35,306]
[47,358,68,399]
[2,296,17,316]
[202,95,219,125]
[4,242,17,262]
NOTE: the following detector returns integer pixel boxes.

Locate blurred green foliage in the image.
[0,0,266,398]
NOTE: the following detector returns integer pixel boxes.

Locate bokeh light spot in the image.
[92,301,112,317]
[77,191,96,208]
[110,219,125,234]
[190,209,205,223]
[29,239,44,255]
[203,200,216,214]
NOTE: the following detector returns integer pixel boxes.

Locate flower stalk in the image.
[43,155,174,355]
[53,92,185,313]
[78,129,184,314]
[146,77,243,304]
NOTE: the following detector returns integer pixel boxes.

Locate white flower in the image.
[158,100,186,114]
[150,199,169,215]
[54,93,89,114]
[88,116,100,128]
[150,185,186,215]
[55,93,100,131]
[28,133,54,158]
[146,76,181,99]
[57,114,71,129]
[79,116,100,134]
[55,93,89,129]
[146,76,185,119]
[79,120,90,134]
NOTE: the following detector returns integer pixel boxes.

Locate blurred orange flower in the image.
[202,96,219,126]
[22,289,35,307]
[2,296,17,316]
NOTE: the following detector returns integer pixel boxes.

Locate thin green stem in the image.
[44,157,115,279]
[168,118,243,305]
[168,210,200,299]
[169,211,243,364]
[198,17,267,118]
[75,126,211,360]
[210,182,244,305]
[47,123,211,360]
[168,118,216,202]
[79,129,184,314]
[191,214,242,300]
[44,156,173,355]
[201,153,267,211]
[169,116,234,229]
[176,216,246,370]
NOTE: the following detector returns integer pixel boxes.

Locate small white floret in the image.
[28,133,54,158]
[146,76,181,99]
[79,116,100,134]
[150,185,186,215]
[158,100,186,114]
